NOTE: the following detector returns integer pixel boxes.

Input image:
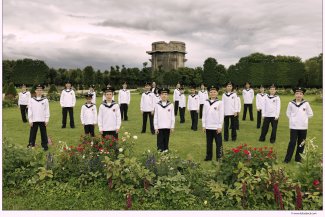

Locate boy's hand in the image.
[202,128,206,133]
[151,111,154,115]
[29,122,33,127]
[116,129,119,133]
[100,131,103,135]
[45,122,48,126]
[216,128,222,134]
[155,129,159,134]
[234,112,238,117]
[171,128,174,133]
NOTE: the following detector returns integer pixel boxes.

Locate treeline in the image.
[2,53,322,89]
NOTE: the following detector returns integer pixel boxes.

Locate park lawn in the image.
[2,93,323,172]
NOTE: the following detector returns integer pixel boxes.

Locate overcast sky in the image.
[3,0,322,70]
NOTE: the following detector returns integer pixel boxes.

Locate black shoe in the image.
[270,140,275,144]
[232,138,237,141]
[283,160,289,164]
[204,158,212,161]
[62,126,66,128]
[27,144,35,148]
[259,138,265,142]
[141,131,145,133]
[43,147,49,151]
[224,139,229,142]
[71,126,75,128]
[151,132,155,135]
[193,129,198,131]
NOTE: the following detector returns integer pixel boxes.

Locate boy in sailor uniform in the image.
[232,86,241,130]
[222,81,239,141]
[256,85,266,129]
[102,84,115,102]
[179,87,186,123]
[259,84,281,143]
[80,93,97,137]
[173,82,181,116]
[18,84,31,123]
[187,85,200,131]
[284,87,313,163]
[153,88,161,104]
[154,88,175,151]
[98,87,121,139]
[88,85,96,104]
[60,81,76,128]
[118,82,131,121]
[242,81,254,121]
[202,85,224,161]
[27,84,50,151]
[151,81,158,95]
[198,83,208,119]
[140,82,155,134]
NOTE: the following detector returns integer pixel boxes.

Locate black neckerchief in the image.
[144,91,151,95]
[33,97,46,102]
[64,89,72,93]
[85,103,94,108]
[122,89,127,92]
[207,98,219,106]
[267,94,277,99]
[224,92,234,97]
[245,89,251,91]
[201,90,205,93]
[102,100,116,108]
[190,94,196,98]
[291,99,307,108]
[259,93,265,97]
[158,100,171,108]
[22,92,27,94]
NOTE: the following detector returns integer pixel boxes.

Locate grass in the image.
[2,93,323,172]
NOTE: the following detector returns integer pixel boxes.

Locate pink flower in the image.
[313,180,320,186]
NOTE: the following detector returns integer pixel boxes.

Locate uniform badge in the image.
[113,109,116,112]
[168,109,170,112]
[273,100,275,102]
[214,107,217,110]
[232,97,234,99]
[42,103,44,105]
[303,108,306,111]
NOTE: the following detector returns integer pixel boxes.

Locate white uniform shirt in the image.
[98,101,121,132]
[222,92,239,116]
[242,88,254,104]
[88,91,96,104]
[153,94,161,105]
[140,91,154,112]
[202,99,224,130]
[286,100,313,130]
[154,101,175,130]
[60,89,76,107]
[18,91,31,105]
[262,95,281,119]
[28,97,50,123]
[198,90,209,104]
[80,103,97,125]
[256,93,266,110]
[179,93,186,108]
[187,94,200,111]
[118,89,131,104]
[173,89,180,102]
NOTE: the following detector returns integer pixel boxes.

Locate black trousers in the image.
[230,115,240,130]
[120,103,128,121]
[284,129,307,162]
[190,110,198,130]
[62,107,75,127]
[257,110,262,129]
[28,122,48,150]
[142,112,154,134]
[259,117,278,143]
[102,131,118,139]
[205,129,223,160]
[84,125,95,137]
[157,129,171,151]
[243,104,254,121]
[199,104,204,119]
[224,115,237,141]
[174,101,179,116]
[179,107,185,123]
[20,105,28,122]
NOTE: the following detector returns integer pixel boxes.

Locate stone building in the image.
[146,41,187,72]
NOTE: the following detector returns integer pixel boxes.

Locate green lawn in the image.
[2,93,323,172]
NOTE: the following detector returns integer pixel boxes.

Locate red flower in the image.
[313,180,320,186]
[232,148,240,153]
[244,144,247,147]
[238,145,243,149]
[295,185,302,210]
[63,147,67,151]
[105,135,110,140]
[258,148,263,152]
[264,146,267,149]
[243,150,250,155]
[253,147,257,151]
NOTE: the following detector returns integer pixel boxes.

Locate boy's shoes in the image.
[71,126,75,128]
[62,125,66,128]
[27,144,35,148]
[270,140,275,144]
[259,138,265,142]
[204,158,212,161]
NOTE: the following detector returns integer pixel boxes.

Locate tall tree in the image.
[83,66,95,87]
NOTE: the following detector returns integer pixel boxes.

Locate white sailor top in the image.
[88,91,96,104]
[173,89,181,102]
[153,94,161,105]
[187,94,200,111]
[262,94,281,119]
[179,93,186,108]
[60,89,76,107]
[198,90,209,104]
[118,89,131,104]
[242,88,254,104]
[140,91,154,112]
[98,100,121,132]
[28,97,50,123]
[202,99,224,130]
[80,103,97,125]
[154,101,175,130]
[222,92,239,116]
[286,100,313,130]
[18,91,31,105]
[256,93,266,110]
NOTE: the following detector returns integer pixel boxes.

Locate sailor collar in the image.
[190,94,197,97]
[144,91,151,95]
[102,100,116,108]
[22,91,27,94]
[85,103,94,108]
[224,92,234,97]
[291,99,307,107]
[33,97,46,102]
[64,89,72,92]
[207,98,219,106]
[259,93,265,97]
[158,100,171,108]
[244,88,251,91]
[267,94,278,99]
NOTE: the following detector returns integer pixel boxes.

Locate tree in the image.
[83,66,95,87]
[5,82,17,100]
[202,58,218,87]
[304,53,322,87]
[48,84,58,93]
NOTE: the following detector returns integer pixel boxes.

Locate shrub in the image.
[5,82,17,100]
[48,84,58,93]
[47,92,60,101]
[2,98,18,108]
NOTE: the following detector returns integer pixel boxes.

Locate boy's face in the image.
[201,85,205,90]
[122,84,127,89]
[145,85,150,91]
[176,84,180,89]
[245,83,250,89]
[269,87,276,95]
[90,87,94,91]
[86,97,92,103]
[295,92,304,101]
[226,85,232,92]
[191,88,195,94]
[160,92,168,101]
[260,87,265,93]
[209,90,218,98]
[152,82,156,87]
[180,89,184,94]
[22,86,26,91]
[105,92,113,100]
[35,88,42,96]
[66,83,71,89]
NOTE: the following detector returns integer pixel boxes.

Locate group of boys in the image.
[19,80,313,164]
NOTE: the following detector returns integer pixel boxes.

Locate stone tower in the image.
[146,41,187,72]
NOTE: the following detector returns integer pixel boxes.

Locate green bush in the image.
[2,98,18,108]
[48,84,58,93]
[47,92,60,101]
[5,82,17,100]
[3,83,8,93]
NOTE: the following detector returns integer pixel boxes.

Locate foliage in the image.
[48,84,58,93]
[5,82,17,99]
[2,98,18,108]
[47,92,60,101]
